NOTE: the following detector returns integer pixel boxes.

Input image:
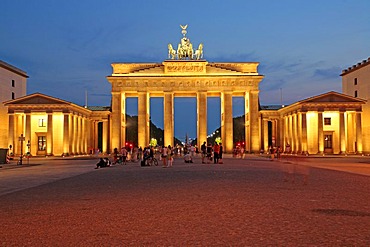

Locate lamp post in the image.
[27,140,31,165]
[18,134,25,165]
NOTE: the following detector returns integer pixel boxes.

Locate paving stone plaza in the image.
[0,155,370,246]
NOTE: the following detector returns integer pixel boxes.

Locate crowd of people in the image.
[94,142,225,169]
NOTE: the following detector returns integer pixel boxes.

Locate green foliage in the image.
[215,137,222,144]
[150,138,157,147]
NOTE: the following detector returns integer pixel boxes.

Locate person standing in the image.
[201,141,206,164]
[206,143,213,164]
[121,147,128,165]
[167,145,173,167]
[161,145,168,167]
[213,142,220,164]
[219,143,223,164]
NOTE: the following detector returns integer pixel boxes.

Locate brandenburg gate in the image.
[107,26,264,153]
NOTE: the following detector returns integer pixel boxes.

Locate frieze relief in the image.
[163,61,208,74]
[113,78,259,91]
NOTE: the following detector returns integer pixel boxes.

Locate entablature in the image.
[109,76,262,93]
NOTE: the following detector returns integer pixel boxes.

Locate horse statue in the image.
[177,37,193,60]
[194,43,203,60]
[168,44,176,59]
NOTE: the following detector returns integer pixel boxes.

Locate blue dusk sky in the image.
[1,0,370,141]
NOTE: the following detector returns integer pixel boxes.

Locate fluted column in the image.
[164,92,174,147]
[339,110,346,154]
[15,114,24,155]
[293,113,298,153]
[301,112,308,154]
[25,113,31,154]
[197,91,207,148]
[78,116,82,154]
[347,112,355,153]
[102,119,108,154]
[287,115,293,152]
[94,121,99,150]
[297,113,302,153]
[138,92,150,148]
[8,113,14,155]
[82,117,87,154]
[63,113,70,155]
[249,91,260,153]
[272,119,277,147]
[263,119,269,151]
[356,111,362,154]
[47,112,53,155]
[221,91,233,153]
[111,92,124,150]
[279,117,284,149]
[244,92,250,152]
[318,111,324,153]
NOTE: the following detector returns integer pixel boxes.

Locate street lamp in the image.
[26,140,31,165]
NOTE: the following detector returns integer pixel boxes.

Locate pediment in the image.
[4,93,70,106]
[301,91,365,104]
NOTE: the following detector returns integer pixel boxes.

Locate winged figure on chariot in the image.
[168,25,204,60]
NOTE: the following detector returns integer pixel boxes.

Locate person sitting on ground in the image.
[184,152,193,163]
[104,157,112,166]
[95,158,108,169]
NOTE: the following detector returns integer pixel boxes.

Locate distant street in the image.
[1,155,369,246]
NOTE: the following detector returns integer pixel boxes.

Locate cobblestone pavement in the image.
[0,155,370,246]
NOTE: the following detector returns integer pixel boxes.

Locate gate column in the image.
[249,90,260,153]
[138,92,150,148]
[221,91,233,153]
[111,92,124,150]
[164,92,174,147]
[197,91,207,148]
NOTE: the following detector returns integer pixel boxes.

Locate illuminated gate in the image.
[107,26,264,153]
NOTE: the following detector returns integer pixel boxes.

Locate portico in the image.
[4,93,110,156]
[260,92,365,154]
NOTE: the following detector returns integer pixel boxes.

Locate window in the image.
[324,135,332,149]
[38,136,46,151]
[11,92,15,99]
[324,118,331,125]
[354,78,357,85]
[12,80,15,87]
[38,119,46,127]
[355,90,358,97]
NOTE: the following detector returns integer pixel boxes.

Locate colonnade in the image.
[7,111,92,156]
[111,90,261,153]
[261,110,362,154]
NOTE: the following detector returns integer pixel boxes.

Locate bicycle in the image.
[146,156,158,166]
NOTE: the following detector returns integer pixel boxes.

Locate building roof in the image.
[87,106,111,111]
[260,105,284,111]
[3,92,91,114]
[0,60,29,78]
[340,57,370,76]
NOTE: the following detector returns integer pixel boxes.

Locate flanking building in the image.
[0,60,28,150]
[260,92,365,154]
[3,93,111,156]
[341,57,370,153]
